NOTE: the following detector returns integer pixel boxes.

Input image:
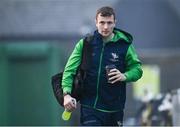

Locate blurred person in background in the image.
[62,6,143,126]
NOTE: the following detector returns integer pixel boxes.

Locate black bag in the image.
[51,35,93,107]
[51,70,83,107]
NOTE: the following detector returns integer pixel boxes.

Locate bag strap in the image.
[80,34,94,71]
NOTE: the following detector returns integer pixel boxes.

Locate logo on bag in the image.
[110,53,119,62]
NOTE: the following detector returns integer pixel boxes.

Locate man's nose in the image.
[104,23,108,29]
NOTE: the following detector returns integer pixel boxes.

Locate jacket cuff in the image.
[63,87,72,94]
[124,73,130,82]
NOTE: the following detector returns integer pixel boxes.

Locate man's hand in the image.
[108,68,126,84]
[63,94,77,112]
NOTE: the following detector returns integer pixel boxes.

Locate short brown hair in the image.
[96,6,115,20]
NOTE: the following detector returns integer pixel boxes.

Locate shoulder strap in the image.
[80,34,94,71]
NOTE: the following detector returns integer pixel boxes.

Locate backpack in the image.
[51,34,93,107]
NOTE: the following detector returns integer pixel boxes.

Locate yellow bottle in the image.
[62,109,72,121]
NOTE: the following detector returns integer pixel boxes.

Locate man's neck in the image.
[103,33,114,43]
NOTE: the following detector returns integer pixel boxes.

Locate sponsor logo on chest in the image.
[110,52,119,62]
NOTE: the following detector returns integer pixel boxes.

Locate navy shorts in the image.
[80,106,124,126]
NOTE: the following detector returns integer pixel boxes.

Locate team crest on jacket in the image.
[110,53,119,62]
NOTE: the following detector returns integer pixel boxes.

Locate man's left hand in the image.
[108,68,126,84]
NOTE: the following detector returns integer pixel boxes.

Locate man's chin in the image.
[102,34,110,38]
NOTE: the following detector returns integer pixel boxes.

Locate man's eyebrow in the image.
[99,21,105,23]
[99,21,113,23]
[107,21,113,23]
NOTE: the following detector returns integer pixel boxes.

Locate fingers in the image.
[109,74,119,80]
[63,95,77,111]
[108,69,125,83]
[109,75,123,83]
[109,68,118,72]
[111,77,121,84]
[108,69,120,76]
[64,99,76,112]
[65,104,72,111]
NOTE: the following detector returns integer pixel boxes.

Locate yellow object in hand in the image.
[62,109,72,121]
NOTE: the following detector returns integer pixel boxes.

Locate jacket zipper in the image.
[93,43,105,108]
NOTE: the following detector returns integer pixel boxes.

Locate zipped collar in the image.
[94,28,133,44]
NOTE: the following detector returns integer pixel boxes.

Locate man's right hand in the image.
[63,94,77,112]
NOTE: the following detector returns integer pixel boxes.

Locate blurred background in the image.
[0,0,180,126]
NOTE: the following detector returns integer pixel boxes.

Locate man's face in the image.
[95,14,116,38]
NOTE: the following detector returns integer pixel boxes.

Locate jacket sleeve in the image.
[61,39,84,94]
[124,44,143,82]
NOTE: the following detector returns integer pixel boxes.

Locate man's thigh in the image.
[107,110,124,126]
[80,106,105,126]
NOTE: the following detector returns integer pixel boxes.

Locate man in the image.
[62,6,143,126]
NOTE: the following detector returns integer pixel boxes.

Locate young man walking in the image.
[62,6,143,126]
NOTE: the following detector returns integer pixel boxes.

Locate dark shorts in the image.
[80,106,124,126]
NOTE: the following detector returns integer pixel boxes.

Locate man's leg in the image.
[107,110,124,126]
[80,106,106,126]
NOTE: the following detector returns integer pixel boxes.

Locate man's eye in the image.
[100,22,105,24]
[107,22,113,25]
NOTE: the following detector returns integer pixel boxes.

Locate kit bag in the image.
[51,35,93,107]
